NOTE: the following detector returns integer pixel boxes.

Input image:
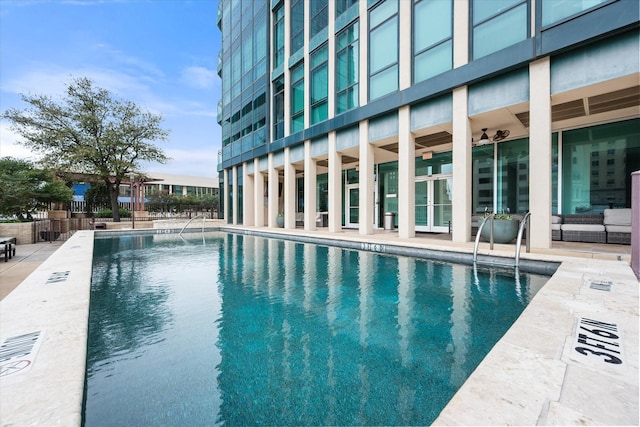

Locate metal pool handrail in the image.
[473,213,495,263]
[179,215,206,237]
[514,212,532,268]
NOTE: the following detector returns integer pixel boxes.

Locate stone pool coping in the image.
[0,229,637,425]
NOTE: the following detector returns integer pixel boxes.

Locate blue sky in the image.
[0,0,221,178]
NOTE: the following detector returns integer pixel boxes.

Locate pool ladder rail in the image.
[473,211,531,268]
[178,215,207,241]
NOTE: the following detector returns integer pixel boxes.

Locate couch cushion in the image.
[561,224,605,232]
[562,214,604,225]
[551,223,561,231]
[603,208,631,226]
[552,215,562,224]
[605,225,631,233]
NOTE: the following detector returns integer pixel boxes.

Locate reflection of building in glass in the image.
[217,0,639,247]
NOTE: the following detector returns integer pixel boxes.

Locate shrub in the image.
[96,208,131,218]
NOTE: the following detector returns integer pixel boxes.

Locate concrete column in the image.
[232,166,238,225]
[632,171,640,279]
[398,106,415,238]
[254,158,265,227]
[453,0,469,68]
[304,140,317,231]
[452,87,472,243]
[268,153,279,228]
[328,131,342,233]
[223,168,229,223]
[529,57,552,249]
[243,162,254,226]
[398,0,412,90]
[359,120,374,235]
[284,147,296,229]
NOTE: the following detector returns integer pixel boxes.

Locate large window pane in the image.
[273,77,285,139]
[562,119,640,213]
[290,0,304,53]
[336,22,359,114]
[273,5,284,68]
[473,0,521,23]
[414,0,452,52]
[311,46,328,124]
[336,0,358,18]
[310,0,328,38]
[290,62,304,133]
[473,2,527,60]
[414,40,452,82]
[542,0,608,26]
[497,138,529,214]
[370,19,397,73]
[370,0,398,28]
[370,64,398,100]
[472,144,494,213]
[311,66,328,104]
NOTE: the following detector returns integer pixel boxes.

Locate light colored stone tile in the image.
[556,365,639,425]
[542,401,597,426]
[435,341,566,425]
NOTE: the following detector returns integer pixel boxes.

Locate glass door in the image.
[414,175,452,232]
[345,184,359,228]
[415,180,429,230]
[432,176,452,232]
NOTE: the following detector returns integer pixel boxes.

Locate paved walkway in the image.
[0,241,63,301]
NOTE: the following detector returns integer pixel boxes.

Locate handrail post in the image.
[526,214,530,254]
[490,215,494,250]
[515,212,531,268]
[474,212,495,263]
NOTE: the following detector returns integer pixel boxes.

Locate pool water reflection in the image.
[83,232,548,426]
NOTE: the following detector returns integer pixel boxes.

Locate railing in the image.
[514,212,532,268]
[473,211,532,268]
[179,215,206,237]
[473,213,495,263]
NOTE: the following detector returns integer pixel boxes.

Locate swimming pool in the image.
[83,232,548,425]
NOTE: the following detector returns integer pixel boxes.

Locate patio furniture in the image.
[1,236,17,262]
[604,208,632,244]
[552,215,562,241]
[560,214,606,243]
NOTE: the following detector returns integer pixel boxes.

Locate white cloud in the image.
[91,43,165,80]
[145,146,219,177]
[0,122,38,161]
[180,66,216,89]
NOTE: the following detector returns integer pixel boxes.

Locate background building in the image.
[217,0,639,249]
[71,172,219,213]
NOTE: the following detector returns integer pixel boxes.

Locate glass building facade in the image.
[217,0,639,248]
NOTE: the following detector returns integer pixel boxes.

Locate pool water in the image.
[83,232,548,426]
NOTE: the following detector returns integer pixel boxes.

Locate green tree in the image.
[2,77,170,221]
[83,181,111,214]
[0,157,73,220]
[146,190,177,214]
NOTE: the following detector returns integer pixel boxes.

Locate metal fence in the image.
[33,218,94,243]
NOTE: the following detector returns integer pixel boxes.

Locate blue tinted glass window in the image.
[473,1,527,60]
[369,0,398,100]
[414,0,452,83]
[336,21,359,114]
[542,0,608,26]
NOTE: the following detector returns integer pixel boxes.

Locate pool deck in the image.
[0,227,637,426]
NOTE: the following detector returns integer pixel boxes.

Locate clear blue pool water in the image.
[83,232,548,426]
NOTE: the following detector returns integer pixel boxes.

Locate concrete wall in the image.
[0,223,34,245]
